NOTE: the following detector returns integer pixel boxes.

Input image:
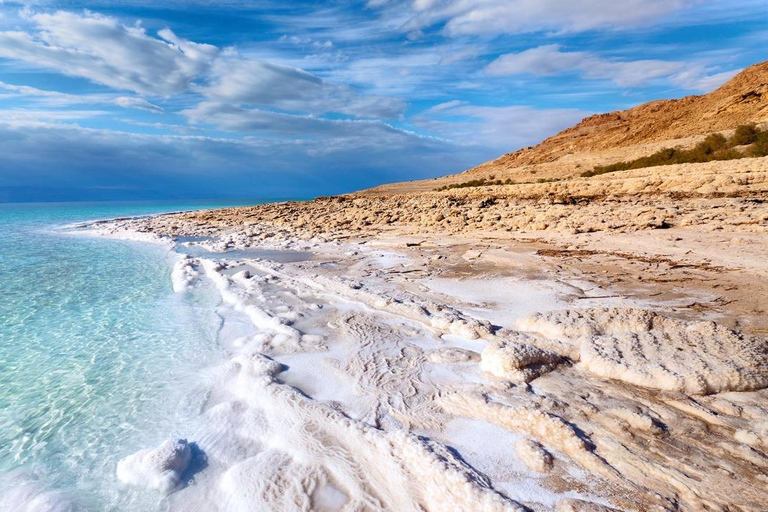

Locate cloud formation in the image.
[397,0,691,36]
[0,10,218,95]
[0,120,481,201]
[414,101,589,150]
[486,45,684,87]
[183,101,417,144]
[202,55,405,118]
[486,45,736,90]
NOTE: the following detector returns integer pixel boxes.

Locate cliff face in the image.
[475,61,768,169]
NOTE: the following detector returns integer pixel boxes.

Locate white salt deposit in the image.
[518,308,768,394]
[480,337,561,383]
[735,421,768,448]
[116,439,192,494]
[515,439,554,473]
[428,347,480,364]
[171,255,200,292]
[81,217,768,510]
[0,472,77,512]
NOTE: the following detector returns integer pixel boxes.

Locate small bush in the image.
[749,131,768,157]
[582,125,766,177]
[731,124,758,146]
[434,176,557,191]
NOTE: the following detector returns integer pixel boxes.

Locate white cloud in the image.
[0,10,218,95]
[0,10,405,122]
[0,81,166,112]
[0,81,100,105]
[0,109,108,122]
[114,96,164,113]
[669,66,740,91]
[202,55,405,118]
[414,101,589,150]
[182,100,416,143]
[486,45,735,90]
[398,0,692,36]
[486,45,684,86]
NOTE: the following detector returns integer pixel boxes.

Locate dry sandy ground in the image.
[87,158,768,511]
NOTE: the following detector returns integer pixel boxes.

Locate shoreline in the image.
[87,204,768,511]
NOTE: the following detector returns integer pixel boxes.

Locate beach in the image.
[1,3,766,510]
[79,173,768,511]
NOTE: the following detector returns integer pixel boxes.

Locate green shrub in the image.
[583,125,765,177]
[749,131,768,157]
[731,124,758,146]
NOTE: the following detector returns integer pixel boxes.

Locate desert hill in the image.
[364,60,768,195]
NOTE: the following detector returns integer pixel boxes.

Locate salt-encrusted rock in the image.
[117,439,192,494]
[518,308,768,394]
[735,421,768,449]
[515,439,553,472]
[556,498,622,512]
[428,347,480,364]
[481,339,561,383]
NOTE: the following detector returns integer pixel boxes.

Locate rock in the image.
[116,439,192,494]
[462,250,483,261]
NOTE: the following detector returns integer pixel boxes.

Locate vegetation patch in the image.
[435,176,562,192]
[581,124,768,178]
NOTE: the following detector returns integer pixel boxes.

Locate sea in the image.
[0,201,268,511]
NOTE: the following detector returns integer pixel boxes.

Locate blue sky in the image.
[0,0,765,201]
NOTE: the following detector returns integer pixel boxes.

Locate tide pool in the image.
[0,201,260,511]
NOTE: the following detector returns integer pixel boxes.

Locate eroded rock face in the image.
[518,308,768,394]
[116,439,192,494]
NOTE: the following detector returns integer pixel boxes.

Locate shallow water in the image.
[0,201,265,511]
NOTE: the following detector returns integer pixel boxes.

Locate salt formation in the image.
[428,347,480,364]
[247,259,495,340]
[735,421,768,448]
[155,257,527,511]
[0,472,77,512]
[171,255,200,292]
[518,308,768,394]
[480,337,561,383]
[90,213,768,510]
[116,439,192,494]
[556,498,621,512]
[439,392,612,478]
[198,259,325,353]
[194,353,525,512]
[514,439,553,472]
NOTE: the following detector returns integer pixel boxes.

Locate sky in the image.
[0,1,765,202]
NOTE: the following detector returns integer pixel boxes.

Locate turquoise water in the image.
[0,201,259,511]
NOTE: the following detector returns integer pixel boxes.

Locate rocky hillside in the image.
[363,60,768,195]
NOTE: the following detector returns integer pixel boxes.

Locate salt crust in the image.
[517,308,768,394]
[116,439,192,494]
[480,337,561,383]
[514,439,553,472]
